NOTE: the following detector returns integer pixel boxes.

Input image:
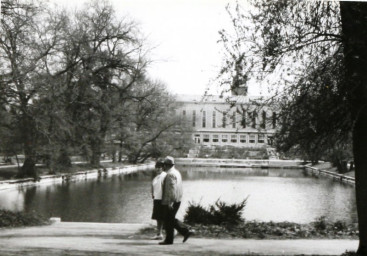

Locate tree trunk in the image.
[353,111,367,255]
[90,141,101,167]
[19,157,37,179]
[18,115,38,179]
[118,141,124,162]
[340,2,367,254]
[111,148,116,163]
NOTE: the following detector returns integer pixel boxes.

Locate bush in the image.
[0,209,50,228]
[183,201,213,225]
[184,197,248,226]
[333,220,347,231]
[313,216,328,231]
[197,146,268,159]
[341,251,357,256]
[210,199,247,225]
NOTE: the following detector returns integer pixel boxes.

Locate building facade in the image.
[176,94,278,148]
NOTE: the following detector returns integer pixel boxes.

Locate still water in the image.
[0,166,357,224]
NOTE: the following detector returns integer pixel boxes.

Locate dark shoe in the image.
[159,241,173,245]
[183,230,194,243]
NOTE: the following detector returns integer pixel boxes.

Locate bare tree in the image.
[54,0,149,167]
[0,0,65,177]
[116,80,194,163]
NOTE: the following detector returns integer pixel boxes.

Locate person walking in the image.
[151,158,167,240]
[159,156,193,245]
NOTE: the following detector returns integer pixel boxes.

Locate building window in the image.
[240,135,247,143]
[258,134,265,143]
[222,134,228,143]
[212,111,216,128]
[267,135,273,146]
[272,112,277,129]
[261,111,266,129]
[213,134,219,142]
[203,134,210,142]
[241,111,246,128]
[194,134,200,144]
[202,111,206,128]
[252,111,257,128]
[193,110,196,127]
[249,134,256,143]
[231,134,238,143]
[222,113,227,128]
[183,110,186,116]
[232,112,236,128]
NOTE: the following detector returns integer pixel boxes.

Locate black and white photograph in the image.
[0,0,366,255]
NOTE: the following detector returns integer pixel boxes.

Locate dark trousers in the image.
[164,202,189,243]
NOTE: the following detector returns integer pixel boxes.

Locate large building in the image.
[176,94,278,148]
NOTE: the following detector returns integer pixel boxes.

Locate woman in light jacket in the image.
[151,158,167,240]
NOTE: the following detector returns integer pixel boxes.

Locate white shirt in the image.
[152,172,167,200]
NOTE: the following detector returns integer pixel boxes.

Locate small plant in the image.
[184,201,212,225]
[313,216,328,231]
[340,251,357,256]
[333,220,347,231]
[210,198,248,225]
[184,197,248,226]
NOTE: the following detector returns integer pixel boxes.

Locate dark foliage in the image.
[183,201,213,225]
[313,216,328,231]
[141,217,357,240]
[198,146,268,159]
[0,209,50,228]
[184,198,248,226]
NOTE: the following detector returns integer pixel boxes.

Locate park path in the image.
[0,221,358,256]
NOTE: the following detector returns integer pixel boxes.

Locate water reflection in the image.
[0,167,357,224]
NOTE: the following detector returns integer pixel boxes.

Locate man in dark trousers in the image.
[159,156,193,245]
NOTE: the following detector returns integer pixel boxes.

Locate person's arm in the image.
[162,174,176,208]
[151,176,157,199]
[151,181,154,199]
[167,174,177,208]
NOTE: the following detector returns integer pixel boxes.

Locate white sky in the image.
[48,0,260,96]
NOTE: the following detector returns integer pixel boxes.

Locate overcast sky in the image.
[49,0,257,96]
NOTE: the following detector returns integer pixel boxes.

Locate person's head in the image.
[163,156,175,171]
[155,158,165,174]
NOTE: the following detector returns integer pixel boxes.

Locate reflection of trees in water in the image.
[124,170,154,181]
[23,186,37,212]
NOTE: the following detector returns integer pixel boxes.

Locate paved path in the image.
[0,222,358,256]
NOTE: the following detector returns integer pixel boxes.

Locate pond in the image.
[0,166,357,224]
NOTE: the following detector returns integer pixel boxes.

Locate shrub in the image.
[210,199,247,225]
[184,197,248,226]
[341,251,357,256]
[183,201,212,225]
[313,216,328,231]
[197,146,269,159]
[0,209,50,228]
[333,220,347,232]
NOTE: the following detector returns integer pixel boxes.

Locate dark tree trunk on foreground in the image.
[18,113,38,179]
[340,2,367,255]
